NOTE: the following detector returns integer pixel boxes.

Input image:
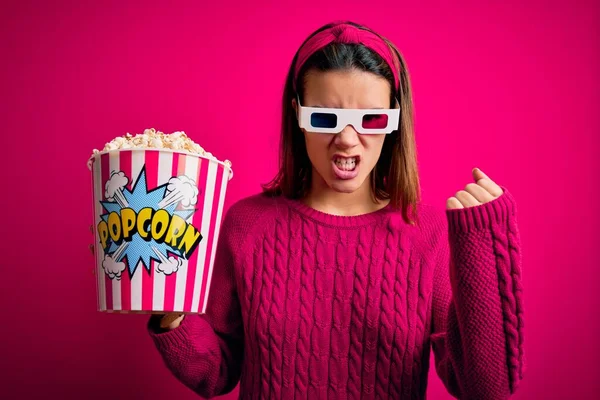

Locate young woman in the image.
[148,20,525,400]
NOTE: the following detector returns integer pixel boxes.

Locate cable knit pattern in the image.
[147,186,525,399]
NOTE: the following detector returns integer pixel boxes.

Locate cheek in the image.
[362,136,386,160]
[304,134,331,161]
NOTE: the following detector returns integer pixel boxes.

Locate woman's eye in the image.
[362,114,388,128]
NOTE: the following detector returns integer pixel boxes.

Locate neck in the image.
[303,170,389,216]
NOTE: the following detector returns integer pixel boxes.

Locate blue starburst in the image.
[99,166,196,278]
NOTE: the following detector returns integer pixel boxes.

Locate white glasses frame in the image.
[296,96,401,134]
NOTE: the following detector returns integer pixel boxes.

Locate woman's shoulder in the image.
[408,202,449,251]
[221,192,287,233]
[415,202,448,231]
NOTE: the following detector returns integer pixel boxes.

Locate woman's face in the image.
[295,69,390,195]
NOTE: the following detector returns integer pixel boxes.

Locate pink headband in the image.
[293,23,401,93]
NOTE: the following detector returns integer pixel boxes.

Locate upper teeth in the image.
[335,157,356,166]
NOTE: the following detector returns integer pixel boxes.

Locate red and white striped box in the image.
[89,148,232,314]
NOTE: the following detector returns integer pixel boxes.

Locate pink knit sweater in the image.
[147,187,525,399]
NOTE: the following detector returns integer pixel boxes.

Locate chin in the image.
[327,177,365,193]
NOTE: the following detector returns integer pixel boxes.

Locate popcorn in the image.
[87,128,232,170]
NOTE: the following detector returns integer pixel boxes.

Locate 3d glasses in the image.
[297,97,400,134]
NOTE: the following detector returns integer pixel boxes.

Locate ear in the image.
[292,97,301,124]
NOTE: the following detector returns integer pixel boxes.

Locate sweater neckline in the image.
[283,196,395,228]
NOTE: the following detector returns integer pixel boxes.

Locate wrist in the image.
[159,313,185,330]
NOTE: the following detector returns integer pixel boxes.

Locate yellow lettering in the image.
[121,208,136,240]
[98,221,109,249]
[137,208,152,239]
[165,215,187,247]
[108,212,121,242]
[151,209,169,242]
[178,225,202,257]
[98,207,202,256]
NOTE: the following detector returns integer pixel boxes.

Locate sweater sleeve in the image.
[430,186,525,400]
[146,207,244,398]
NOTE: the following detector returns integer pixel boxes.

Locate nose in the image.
[333,124,360,149]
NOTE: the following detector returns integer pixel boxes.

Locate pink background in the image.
[1,0,598,399]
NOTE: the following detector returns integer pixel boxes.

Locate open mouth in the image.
[333,155,360,171]
[332,154,360,180]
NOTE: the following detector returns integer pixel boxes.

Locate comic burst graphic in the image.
[99,166,200,279]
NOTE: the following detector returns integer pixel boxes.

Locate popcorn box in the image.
[89,148,233,314]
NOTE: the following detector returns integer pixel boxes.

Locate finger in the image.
[446,197,464,209]
[477,178,503,197]
[455,190,480,208]
[465,182,495,203]
[472,168,503,197]
[472,167,489,182]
